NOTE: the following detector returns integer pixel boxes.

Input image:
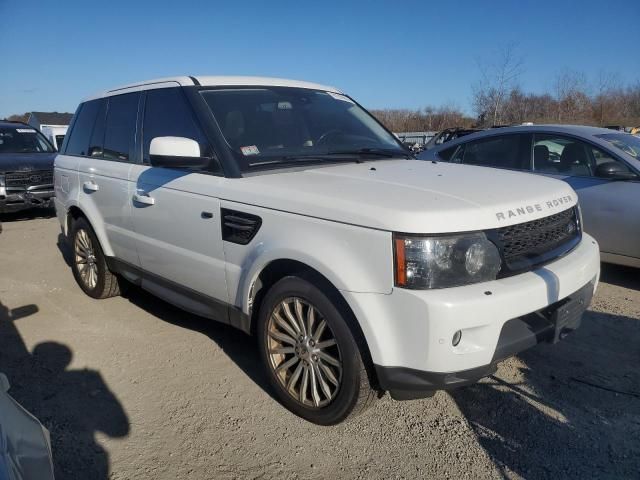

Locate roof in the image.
[84,76,341,102]
[432,124,618,150]
[0,120,35,128]
[28,111,73,126]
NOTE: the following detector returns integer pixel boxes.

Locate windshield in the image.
[596,133,640,159]
[200,87,406,170]
[0,126,55,154]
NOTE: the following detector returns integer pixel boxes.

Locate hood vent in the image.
[221,209,262,245]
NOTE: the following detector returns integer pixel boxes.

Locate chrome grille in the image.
[5,170,54,188]
[488,207,581,275]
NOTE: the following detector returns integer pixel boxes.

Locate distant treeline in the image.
[372,80,640,133]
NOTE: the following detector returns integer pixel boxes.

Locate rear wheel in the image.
[257,275,377,425]
[70,217,121,299]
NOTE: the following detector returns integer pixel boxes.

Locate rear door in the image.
[75,93,140,266]
[449,133,532,171]
[128,87,229,319]
[531,133,640,259]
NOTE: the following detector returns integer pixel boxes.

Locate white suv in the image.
[54,76,600,424]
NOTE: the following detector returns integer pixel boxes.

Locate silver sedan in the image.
[418,125,640,267]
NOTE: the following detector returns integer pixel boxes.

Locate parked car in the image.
[418,124,640,267]
[0,122,56,214]
[0,373,55,480]
[41,125,67,151]
[55,77,599,424]
[423,127,482,149]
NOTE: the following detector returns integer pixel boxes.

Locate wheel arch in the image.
[64,202,114,257]
[246,258,380,389]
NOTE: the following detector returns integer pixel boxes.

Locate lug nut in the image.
[312,354,318,362]
[309,340,315,347]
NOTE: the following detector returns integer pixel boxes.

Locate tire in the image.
[257,275,377,425]
[70,217,121,299]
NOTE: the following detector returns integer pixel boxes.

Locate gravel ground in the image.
[1,210,639,480]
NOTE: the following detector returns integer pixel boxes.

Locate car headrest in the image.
[534,145,549,164]
[560,143,587,166]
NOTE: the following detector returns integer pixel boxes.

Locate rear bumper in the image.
[0,186,55,213]
[375,279,595,399]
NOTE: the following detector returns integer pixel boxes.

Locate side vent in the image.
[221,209,262,245]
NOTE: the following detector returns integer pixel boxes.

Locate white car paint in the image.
[54,77,601,389]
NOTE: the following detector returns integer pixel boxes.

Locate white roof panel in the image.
[83,75,340,102]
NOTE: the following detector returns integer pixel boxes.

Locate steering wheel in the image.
[316,129,343,146]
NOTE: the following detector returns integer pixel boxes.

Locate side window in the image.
[438,145,458,161]
[532,134,622,177]
[590,145,619,167]
[450,144,465,163]
[88,99,107,158]
[461,134,529,170]
[65,100,101,156]
[103,92,140,162]
[142,88,214,168]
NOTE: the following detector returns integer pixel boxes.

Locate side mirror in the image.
[595,161,638,180]
[149,137,209,168]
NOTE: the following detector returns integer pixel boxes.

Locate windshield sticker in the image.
[241,145,260,156]
[16,128,36,133]
[277,101,292,110]
[326,92,354,104]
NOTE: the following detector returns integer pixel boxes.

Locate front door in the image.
[532,133,640,259]
[129,87,229,320]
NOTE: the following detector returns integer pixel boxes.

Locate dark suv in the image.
[0,121,56,213]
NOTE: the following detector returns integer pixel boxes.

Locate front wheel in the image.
[257,276,377,425]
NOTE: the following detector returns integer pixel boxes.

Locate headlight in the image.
[0,174,4,187]
[394,232,501,289]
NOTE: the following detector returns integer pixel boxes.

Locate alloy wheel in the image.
[74,228,99,290]
[266,297,343,408]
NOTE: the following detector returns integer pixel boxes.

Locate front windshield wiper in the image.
[248,155,366,168]
[326,147,413,159]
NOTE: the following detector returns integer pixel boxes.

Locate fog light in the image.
[452,330,462,346]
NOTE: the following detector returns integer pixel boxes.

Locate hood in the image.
[0,153,56,172]
[225,160,578,233]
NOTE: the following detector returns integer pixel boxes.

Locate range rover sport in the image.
[54,76,600,424]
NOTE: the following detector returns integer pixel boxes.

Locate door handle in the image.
[83,180,99,192]
[133,192,155,206]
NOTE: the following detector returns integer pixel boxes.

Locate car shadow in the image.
[58,233,276,404]
[0,206,56,223]
[599,262,640,290]
[450,309,640,478]
[121,285,276,401]
[0,299,130,479]
[56,233,73,267]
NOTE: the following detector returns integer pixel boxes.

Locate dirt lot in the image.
[0,210,639,480]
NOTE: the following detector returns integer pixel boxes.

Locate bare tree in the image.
[593,70,622,125]
[553,69,589,123]
[472,43,524,126]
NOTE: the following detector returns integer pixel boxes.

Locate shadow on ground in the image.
[122,285,276,401]
[0,206,56,223]
[451,309,640,478]
[599,263,640,290]
[57,236,273,402]
[0,300,129,480]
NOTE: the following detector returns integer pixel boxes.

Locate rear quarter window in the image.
[65,100,102,156]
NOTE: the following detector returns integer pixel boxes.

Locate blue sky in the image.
[1,0,638,118]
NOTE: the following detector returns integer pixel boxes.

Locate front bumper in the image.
[341,233,600,399]
[375,279,594,399]
[0,186,54,213]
